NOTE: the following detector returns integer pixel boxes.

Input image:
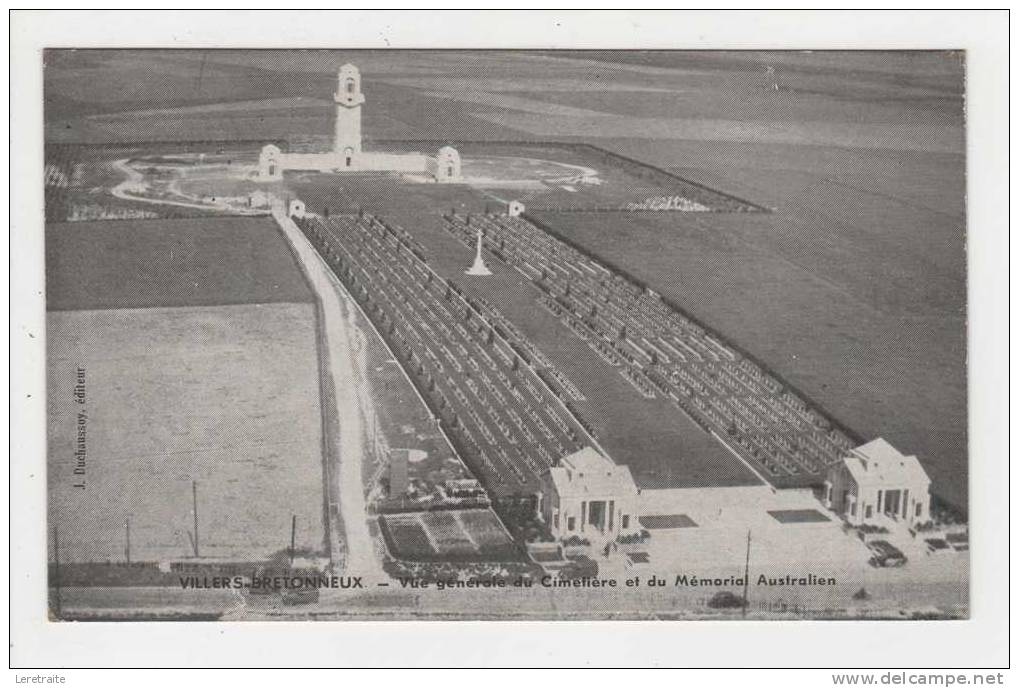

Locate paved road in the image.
[274,208,384,582]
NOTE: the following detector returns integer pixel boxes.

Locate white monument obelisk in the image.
[466,225,492,276]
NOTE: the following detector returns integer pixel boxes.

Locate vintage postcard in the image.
[37,45,970,623]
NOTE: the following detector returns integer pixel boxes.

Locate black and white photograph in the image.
[9,8,1010,672]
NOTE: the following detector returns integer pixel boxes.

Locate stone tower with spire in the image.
[258,63,465,183]
[334,63,365,165]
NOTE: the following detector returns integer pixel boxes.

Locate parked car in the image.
[559,555,598,581]
[707,591,744,609]
[868,540,908,567]
[282,586,320,605]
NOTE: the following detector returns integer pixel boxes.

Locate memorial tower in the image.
[334,63,365,164]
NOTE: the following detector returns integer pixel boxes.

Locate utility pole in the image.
[52,525,62,619]
[290,515,297,568]
[192,480,200,558]
[742,529,752,618]
[125,516,131,565]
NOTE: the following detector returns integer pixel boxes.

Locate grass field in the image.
[47,303,325,562]
[530,184,966,508]
[46,217,313,310]
[46,216,327,565]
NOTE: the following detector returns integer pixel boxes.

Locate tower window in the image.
[346,79,355,94]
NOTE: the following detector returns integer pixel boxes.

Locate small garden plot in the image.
[379,516,438,560]
[420,512,477,556]
[382,511,523,563]
[767,509,831,524]
[457,510,512,543]
[945,532,969,552]
[456,510,519,560]
[529,547,566,564]
[639,514,698,529]
[626,552,650,565]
